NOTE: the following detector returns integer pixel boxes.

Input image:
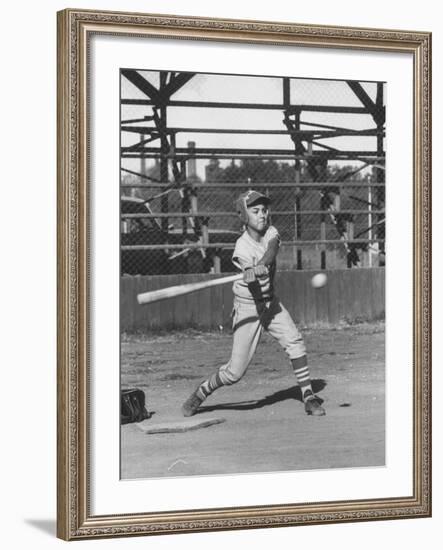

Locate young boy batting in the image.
[182,190,325,417]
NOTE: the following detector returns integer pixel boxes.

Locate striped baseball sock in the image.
[291,356,314,400]
[197,372,224,399]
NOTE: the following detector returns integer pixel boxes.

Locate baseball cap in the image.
[235,190,271,222]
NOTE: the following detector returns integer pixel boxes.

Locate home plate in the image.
[135,417,226,434]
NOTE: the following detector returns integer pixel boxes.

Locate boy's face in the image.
[246,202,269,233]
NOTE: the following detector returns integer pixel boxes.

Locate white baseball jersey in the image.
[207,224,306,387]
[231,225,280,302]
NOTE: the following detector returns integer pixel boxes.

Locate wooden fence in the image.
[121,268,385,332]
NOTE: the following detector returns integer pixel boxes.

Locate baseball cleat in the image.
[303,390,326,416]
[182,388,205,417]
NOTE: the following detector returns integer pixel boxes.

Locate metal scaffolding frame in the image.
[120,70,386,271]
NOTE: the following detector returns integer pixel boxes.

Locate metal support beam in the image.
[347,80,385,126]
[121,181,387,189]
[121,167,161,183]
[121,126,383,137]
[122,209,385,218]
[164,72,196,97]
[121,98,370,113]
[122,154,385,162]
[375,83,385,254]
[158,73,169,231]
[121,69,161,104]
[121,146,382,157]
[122,238,385,251]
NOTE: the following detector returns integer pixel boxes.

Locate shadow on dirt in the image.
[160,373,202,381]
[198,379,327,413]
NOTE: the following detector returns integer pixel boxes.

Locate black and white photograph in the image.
[119,69,386,480]
[1,0,438,546]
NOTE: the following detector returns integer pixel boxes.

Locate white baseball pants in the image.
[218,297,306,385]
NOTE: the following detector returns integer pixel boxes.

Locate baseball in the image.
[311,273,328,288]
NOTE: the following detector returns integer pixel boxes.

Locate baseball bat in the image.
[137,273,243,305]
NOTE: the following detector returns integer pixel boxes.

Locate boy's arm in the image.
[256,226,281,273]
[257,236,280,268]
[232,243,257,283]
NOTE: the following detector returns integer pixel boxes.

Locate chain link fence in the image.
[121,160,385,275]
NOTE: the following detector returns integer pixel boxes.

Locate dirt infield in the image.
[121,323,385,480]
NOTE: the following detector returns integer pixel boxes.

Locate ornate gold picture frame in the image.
[57,8,431,540]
